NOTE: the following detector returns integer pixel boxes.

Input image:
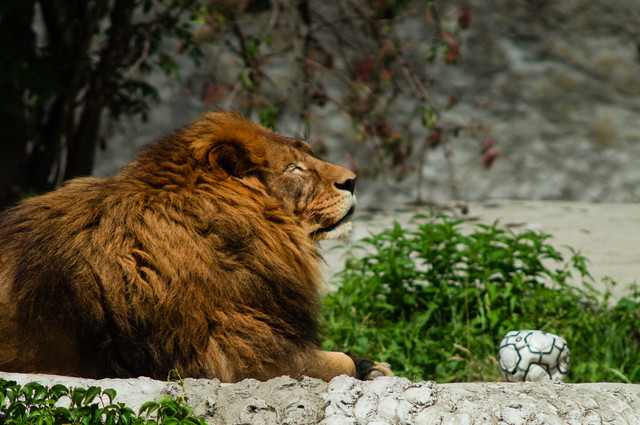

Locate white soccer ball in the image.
[498,330,570,382]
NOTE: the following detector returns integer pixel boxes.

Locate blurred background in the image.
[2,0,640,209]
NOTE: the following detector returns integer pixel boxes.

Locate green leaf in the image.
[140,400,160,416]
[85,386,102,404]
[103,388,117,404]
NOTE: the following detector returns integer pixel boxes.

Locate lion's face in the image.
[260,133,357,242]
[190,112,357,242]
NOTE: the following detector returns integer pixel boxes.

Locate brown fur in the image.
[0,111,392,382]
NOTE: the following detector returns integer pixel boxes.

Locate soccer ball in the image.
[498,330,570,382]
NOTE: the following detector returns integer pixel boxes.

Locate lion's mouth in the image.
[312,206,355,237]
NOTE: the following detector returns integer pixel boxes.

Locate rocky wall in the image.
[2,372,639,424]
[94,1,640,205]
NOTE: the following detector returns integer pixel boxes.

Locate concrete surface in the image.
[2,372,640,425]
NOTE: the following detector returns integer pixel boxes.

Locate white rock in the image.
[327,375,359,393]
[324,401,354,418]
[366,376,397,395]
[377,396,400,420]
[413,407,445,425]
[404,386,435,406]
[353,394,378,420]
[442,413,472,425]
[320,415,357,425]
[396,399,416,423]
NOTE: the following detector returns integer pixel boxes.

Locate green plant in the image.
[0,0,202,208]
[0,379,205,425]
[322,213,640,383]
[195,2,493,201]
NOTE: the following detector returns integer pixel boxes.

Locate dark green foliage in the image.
[0,0,202,208]
[322,213,640,383]
[0,379,205,425]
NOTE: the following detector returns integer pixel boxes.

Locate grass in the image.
[321,213,640,383]
[0,371,204,425]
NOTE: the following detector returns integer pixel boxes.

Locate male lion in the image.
[0,111,391,382]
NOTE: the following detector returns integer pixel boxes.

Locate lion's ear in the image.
[208,141,265,180]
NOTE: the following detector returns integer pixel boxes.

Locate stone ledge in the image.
[2,372,639,424]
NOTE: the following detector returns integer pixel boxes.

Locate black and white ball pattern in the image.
[498,330,570,382]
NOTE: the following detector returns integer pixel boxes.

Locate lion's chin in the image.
[310,205,355,242]
[322,219,354,242]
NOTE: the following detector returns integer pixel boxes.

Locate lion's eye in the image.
[286,164,306,173]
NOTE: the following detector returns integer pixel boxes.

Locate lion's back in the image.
[1,177,192,375]
[0,171,319,380]
[0,178,121,376]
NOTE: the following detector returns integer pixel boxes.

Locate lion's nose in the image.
[335,177,356,194]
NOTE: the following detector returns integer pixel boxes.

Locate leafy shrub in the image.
[322,213,640,383]
[0,378,204,425]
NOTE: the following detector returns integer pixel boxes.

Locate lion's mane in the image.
[0,112,326,381]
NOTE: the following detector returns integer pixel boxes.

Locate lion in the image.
[0,110,391,383]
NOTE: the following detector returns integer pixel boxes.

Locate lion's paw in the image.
[355,359,393,380]
[347,353,394,380]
